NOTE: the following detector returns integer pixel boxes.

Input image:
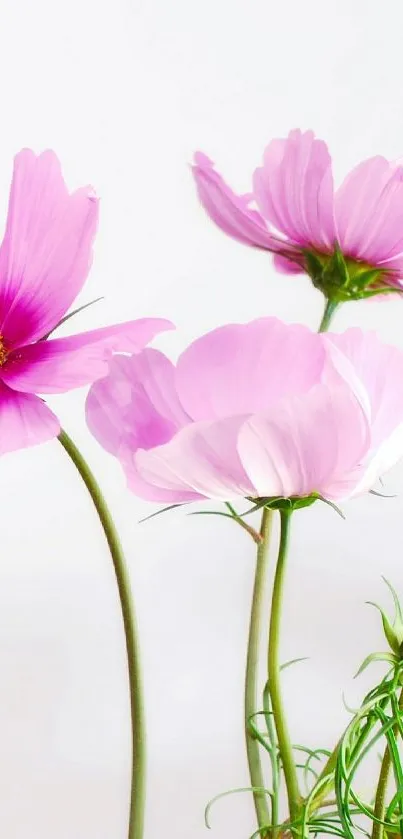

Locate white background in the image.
[1,0,403,836]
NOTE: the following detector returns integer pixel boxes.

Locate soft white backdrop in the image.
[1,0,403,836]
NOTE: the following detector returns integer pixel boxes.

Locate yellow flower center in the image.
[0,336,9,367]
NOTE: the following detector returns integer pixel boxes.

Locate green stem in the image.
[372,687,403,839]
[318,298,339,332]
[268,510,301,822]
[245,508,273,835]
[58,429,145,839]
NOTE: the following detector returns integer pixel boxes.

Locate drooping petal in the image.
[86,348,196,503]
[335,158,403,265]
[273,253,304,274]
[192,152,285,250]
[253,129,336,250]
[0,381,59,454]
[237,384,370,501]
[135,415,255,501]
[175,318,325,421]
[1,318,174,394]
[0,149,99,347]
[86,348,190,455]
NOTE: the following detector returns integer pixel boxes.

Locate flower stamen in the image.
[0,335,9,366]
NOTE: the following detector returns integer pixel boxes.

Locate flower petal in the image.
[324,329,403,452]
[86,348,190,455]
[0,381,59,454]
[273,253,304,274]
[237,384,370,501]
[135,415,255,501]
[192,152,282,250]
[175,318,325,421]
[1,319,174,394]
[0,149,99,347]
[120,444,201,503]
[87,348,195,502]
[335,158,403,265]
[253,129,336,249]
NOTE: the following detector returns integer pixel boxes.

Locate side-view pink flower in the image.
[86,318,403,504]
[0,149,172,453]
[192,131,403,299]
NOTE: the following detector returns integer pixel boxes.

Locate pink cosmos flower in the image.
[86,318,403,504]
[192,131,403,296]
[0,149,172,454]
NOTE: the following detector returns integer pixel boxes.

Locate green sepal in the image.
[303,244,396,302]
[361,284,403,300]
[323,244,350,288]
[305,250,325,284]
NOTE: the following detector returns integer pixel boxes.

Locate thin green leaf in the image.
[189,506,261,543]
[382,576,403,627]
[370,489,397,498]
[366,601,400,653]
[204,786,272,828]
[316,495,346,519]
[188,510,234,519]
[354,652,398,679]
[242,497,284,516]
[139,503,186,523]
[42,296,104,339]
[280,657,309,672]
[342,693,359,715]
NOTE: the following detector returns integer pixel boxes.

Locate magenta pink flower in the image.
[0,149,172,453]
[192,131,403,298]
[86,318,403,504]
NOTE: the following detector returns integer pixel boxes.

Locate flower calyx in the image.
[304,245,401,303]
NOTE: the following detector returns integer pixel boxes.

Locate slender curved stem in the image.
[372,687,403,839]
[318,298,339,332]
[245,507,273,834]
[268,510,301,822]
[58,429,145,839]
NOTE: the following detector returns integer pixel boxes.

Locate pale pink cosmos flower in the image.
[86,318,403,504]
[192,131,403,296]
[0,149,172,453]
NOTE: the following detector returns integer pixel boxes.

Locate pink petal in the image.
[324,329,403,450]
[175,318,325,421]
[238,384,370,501]
[273,253,304,274]
[135,415,255,501]
[86,348,190,455]
[86,348,196,503]
[0,149,99,347]
[1,318,174,394]
[253,129,336,250]
[0,381,60,454]
[192,152,283,250]
[120,445,201,503]
[335,158,403,265]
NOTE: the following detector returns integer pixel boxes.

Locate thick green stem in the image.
[245,508,273,835]
[58,429,145,839]
[318,298,339,332]
[372,687,403,839]
[268,510,301,822]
